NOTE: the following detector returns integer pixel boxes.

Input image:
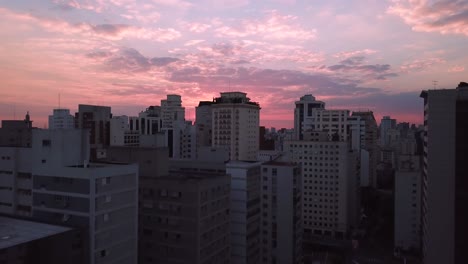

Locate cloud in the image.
[0,7,180,42]
[399,57,445,73]
[333,49,377,59]
[150,57,180,66]
[214,10,316,41]
[448,65,465,72]
[388,0,468,36]
[327,56,398,80]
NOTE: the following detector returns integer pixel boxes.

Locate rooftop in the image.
[0,215,72,249]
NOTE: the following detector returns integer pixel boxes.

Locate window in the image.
[102,177,111,185]
[100,250,108,257]
[42,139,51,147]
[105,195,112,203]
[104,213,109,222]
[272,168,277,176]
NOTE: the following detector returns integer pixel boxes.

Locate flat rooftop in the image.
[0,216,72,249]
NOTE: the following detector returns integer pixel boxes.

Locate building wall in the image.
[227,161,262,264]
[49,109,75,130]
[260,162,302,264]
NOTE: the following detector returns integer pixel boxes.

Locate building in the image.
[380,116,396,146]
[394,155,421,252]
[226,161,262,264]
[161,95,185,130]
[0,112,34,147]
[294,94,325,140]
[139,165,230,264]
[110,116,139,146]
[260,161,302,264]
[0,147,33,216]
[75,105,112,160]
[419,82,468,264]
[30,129,138,264]
[48,109,75,129]
[195,101,214,158]
[351,111,378,187]
[0,215,81,264]
[211,92,260,161]
[284,141,360,239]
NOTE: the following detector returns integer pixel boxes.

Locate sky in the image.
[0,0,467,128]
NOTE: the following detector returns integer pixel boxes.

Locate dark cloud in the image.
[104,48,151,73]
[328,56,398,80]
[91,24,130,36]
[340,56,365,66]
[150,57,180,66]
[85,50,112,58]
[231,59,250,64]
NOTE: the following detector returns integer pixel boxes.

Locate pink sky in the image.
[0,0,467,128]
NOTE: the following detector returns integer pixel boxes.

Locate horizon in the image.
[1,0,467,128]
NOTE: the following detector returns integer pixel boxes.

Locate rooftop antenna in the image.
[432,80,438,89]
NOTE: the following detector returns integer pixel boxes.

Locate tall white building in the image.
[48,109,75,129]
[284,141,359,239]
[226,161,262,264]
[394,155,421,252]
[161,94,185,130]
[211,92,260,161]
[260,161,302,264]
[110,116,139,146]
[419,83,468,264]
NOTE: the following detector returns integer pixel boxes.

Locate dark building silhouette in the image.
[75,105,111,160]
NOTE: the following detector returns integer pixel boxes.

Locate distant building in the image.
[48,109,74,129]
[294,94,325,140]
[284,140,360,239]
[260,161,302,264]
[0,112,34,147]
[75,104,112,160]
[226,161,262,264]
[110,115,139,146]
[419,82,468,264]
[380,116,396,146]
[211,92,260,161]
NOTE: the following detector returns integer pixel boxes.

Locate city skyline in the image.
[1,0,467,128]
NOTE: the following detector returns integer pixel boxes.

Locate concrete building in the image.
[0,112,34,147]
[380,116,396,146]
[0,147,33,217]
[212,92,260,161]
[48,109,75,129]
[139,167,230,264]
[419,82,468,264]
[351,111,378,187]
[110,116,139,147]
[75,105,112,160]
[195,101,214,158]
[226,161,262,264]
[294,94,325,140]
[284,141,360,239]
[161,95,185,130]
[0,215,81,264]
[30,129,138,264]
[260,161,302,264]
[394,155,421,252]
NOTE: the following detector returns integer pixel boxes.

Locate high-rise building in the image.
[394,155,421,252]
[211,92,260,161]
[380,116,396,146]
[140,164,230,264]
[195,101,214,155]
[110,116,139,146]
[284,141,360,239]
[75,104,112,160]
[226,161,262,264]
[49,109,75,129]
[161,95,185,130]
[260,161,302,264]
[294,94,325,140]
[419,82,468,264]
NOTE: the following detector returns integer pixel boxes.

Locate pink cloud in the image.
[215,10,316,41]
[0,7,180,42]
[448,65,465,72]
[333,49,378,59]
[388,0,468,36]
[399,57,446,73]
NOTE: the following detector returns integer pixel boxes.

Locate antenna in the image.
[432,80,438,89]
